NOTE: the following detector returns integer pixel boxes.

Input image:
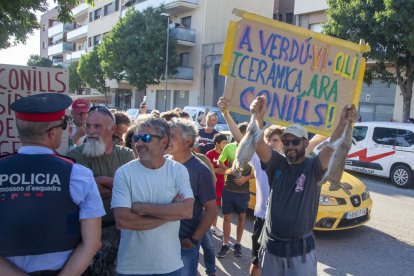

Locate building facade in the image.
[40,0,277,111]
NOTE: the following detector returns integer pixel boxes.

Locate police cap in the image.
[11,93,72,122]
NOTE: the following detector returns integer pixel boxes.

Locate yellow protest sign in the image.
[220,9,370,136]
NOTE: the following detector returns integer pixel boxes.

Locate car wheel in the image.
[391,165,413,188]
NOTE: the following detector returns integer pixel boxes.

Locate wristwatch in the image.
[189,237,200,246]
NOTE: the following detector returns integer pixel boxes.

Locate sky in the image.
[0,1,57,66]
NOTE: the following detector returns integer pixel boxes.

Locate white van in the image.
[314,122,414,188]
[183,106,229,131]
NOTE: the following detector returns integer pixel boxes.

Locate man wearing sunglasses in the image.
[67,105,135,275]
[111,116,194,275]
[0,93,105,275]
[250,96,357,275]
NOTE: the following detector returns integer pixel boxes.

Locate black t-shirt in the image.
[197,128,219,155]
[260,151,324,256]
[179,156,216,239]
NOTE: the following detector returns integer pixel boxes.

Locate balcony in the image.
[48,42,73,56]
[48,23,74,37]
[132,0,198,14]
[67,49,87,61]
[170,66,193,81]
[67,25,88,42]
[72,2,89,17]
[170,27,195,46]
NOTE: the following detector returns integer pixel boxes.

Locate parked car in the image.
[183,106,229,131]
[248,171,373,231]
[314,122,414,188]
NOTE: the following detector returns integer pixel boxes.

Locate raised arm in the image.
[217,97,243,143]
[318,104,357,171]
[59,217,102,276]
[250,96,272,164]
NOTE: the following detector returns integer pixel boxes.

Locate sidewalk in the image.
[197,212,255,276]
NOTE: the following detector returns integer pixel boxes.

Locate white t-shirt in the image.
[111,158,194,274]
[249,153,270,219]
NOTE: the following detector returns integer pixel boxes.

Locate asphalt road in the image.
[197,172,414,276]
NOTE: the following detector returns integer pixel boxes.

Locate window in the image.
[104,3,112,16]
[396,129,414,147]
[88,37,92,47]
[89,12,93,22]
[42,42,46,49]
[352,126,368,142]
[115,0,119,11]
[93,34,102,46]
[94,8,102,20]
[180,53,190,67]
[42,24,46,31]
[181,16,191,29]
[285,13,293,24]
[373,127,397,146]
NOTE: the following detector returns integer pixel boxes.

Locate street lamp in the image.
[161,13,170,112]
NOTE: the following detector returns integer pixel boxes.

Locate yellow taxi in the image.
[248,171,373,231]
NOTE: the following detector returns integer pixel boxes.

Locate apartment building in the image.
[41,0,291,111]
[293,0,404,122]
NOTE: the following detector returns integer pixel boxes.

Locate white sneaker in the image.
[211,226,223,237]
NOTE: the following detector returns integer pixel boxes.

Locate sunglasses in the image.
[133,134,163,143]
[88,106,115,121]
[44,116,69,133]
[281,138,302,147]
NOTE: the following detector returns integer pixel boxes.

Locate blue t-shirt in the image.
[179,155,216,239]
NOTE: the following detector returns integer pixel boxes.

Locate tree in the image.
[98,6,179,91]
[69,61,84,94]
[27,54,53,67]
[0,0,94,50]
[324,0,414,121]
[78,46,108,105]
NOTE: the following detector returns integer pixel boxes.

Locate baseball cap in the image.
[72,98,89,113]
[281,123,308,139]
[11,93,72,122]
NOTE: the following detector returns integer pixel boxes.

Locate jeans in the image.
[201,231,216,275]
[118,268,182,276]
[180,243,200,276]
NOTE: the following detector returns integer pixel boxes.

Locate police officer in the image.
[0,93,105,275]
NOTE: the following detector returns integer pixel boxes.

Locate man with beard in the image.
[251,96,356,275]
[70,98,89,147]
[167,119,217,276]
[194,112,219,155]
[67,106,135,275]
[0,93,104,275]
[111,116,194,275]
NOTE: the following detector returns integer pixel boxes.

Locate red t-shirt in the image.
[206,149,227,205]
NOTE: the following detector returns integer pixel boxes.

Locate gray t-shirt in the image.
[179,155,216,240]
[260,151,323,257]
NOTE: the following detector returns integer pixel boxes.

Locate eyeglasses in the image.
[44,116,69,133]
[88,106,115,121]
[133,134,163,143]
[281,138,302,147]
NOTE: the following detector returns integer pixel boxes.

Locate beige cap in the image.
[281,123,308,139]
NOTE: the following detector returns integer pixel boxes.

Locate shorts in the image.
[221,189,250,215]
[251,217,265,265]
[260,249,317,276]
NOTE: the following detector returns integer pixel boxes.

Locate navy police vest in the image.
[0,153,81,257]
